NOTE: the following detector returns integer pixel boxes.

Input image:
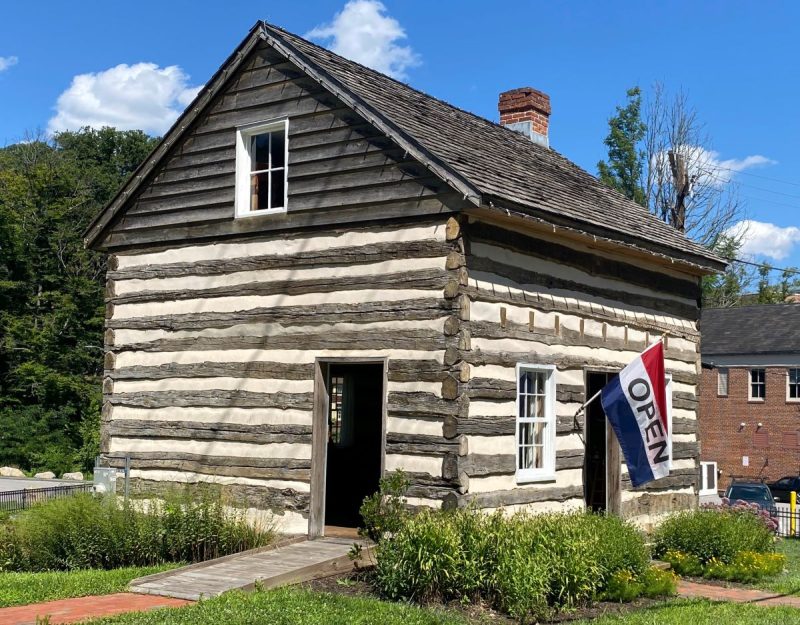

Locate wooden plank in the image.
[309,360,327,538]
[106,454,311,481]
[108,419,311,444]
[112,361,315,381]
[109,390,313,409]
[447,484,585,509]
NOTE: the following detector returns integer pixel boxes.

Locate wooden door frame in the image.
[583,368,622,516]
[309,357,388,539]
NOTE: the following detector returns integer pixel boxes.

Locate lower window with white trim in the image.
[700,461,718,495]
[516,364,556,482]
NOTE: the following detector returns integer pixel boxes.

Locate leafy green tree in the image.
[0,128,157,473]
[597,87,647,206]
[701,236,753,308]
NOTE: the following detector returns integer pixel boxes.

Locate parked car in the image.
[767,476,800,504]
[724,480,778,516]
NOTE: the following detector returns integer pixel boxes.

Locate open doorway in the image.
[584,371,621,514]
[310,360,385,537]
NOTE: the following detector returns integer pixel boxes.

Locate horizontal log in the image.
[387,392,463,419]
[108,419,311,444]
[446,484,585,509]
[469,253,697,320]
[109,239,453,281]
[672,417,697,435]
[459,449,584,476]
[104,196,464,250]
[385,433,466,456]
[105,453,311,481]
[125,478,310,513]
[108,297,455,331]
[620,492,696,519]
[387,360,448,383]
[113,361,315,381]
[463,286,699,341]
[110,268,449,305]
[623,467,698,492]
[463,349,698,386]
[115,329,448,354]
[466,320,698,366]
[467,378,584,403]
[109,390,313,409]
[470,224,700,301]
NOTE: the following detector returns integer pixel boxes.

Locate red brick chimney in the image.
[498,87,551,147]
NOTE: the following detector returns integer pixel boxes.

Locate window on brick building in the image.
[749,368,766,400]
[717,368,729,396]
[700,461,718,495]
[788,368,800,401]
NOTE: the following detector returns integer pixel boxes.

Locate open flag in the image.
[600,341,670,488]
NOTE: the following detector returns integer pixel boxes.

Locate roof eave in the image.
[477,196,727,275]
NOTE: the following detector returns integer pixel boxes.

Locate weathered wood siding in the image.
[101,42,460,250]
[442,218,702,524]
[103,219,469,533]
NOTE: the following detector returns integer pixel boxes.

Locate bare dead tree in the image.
[642,83,746,249]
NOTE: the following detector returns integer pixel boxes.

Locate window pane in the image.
[519,422,532,446]
[533,420,545,445]
[717,369,728,395]
[250,172,269,212]
[271,129,285,168]
[705,464,715,490]
[252,134,270,171]
[270,171,285,209]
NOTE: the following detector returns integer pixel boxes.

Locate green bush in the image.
[704,551,785,583]
[374,508,655,622]
[359,470,410,543]
[0,489,272,572]
[662,550,703,576]
[653,508,775,565]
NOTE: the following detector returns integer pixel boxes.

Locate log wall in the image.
[103,219,468,533]
[440,217,703,526]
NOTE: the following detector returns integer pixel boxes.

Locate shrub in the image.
[359,470,410,543]
[663,550,703,576]
[703,551,786,583]
[374,508,655,622]
[653,507,775,565]
[640,567,679,598]
[0,488,272,572]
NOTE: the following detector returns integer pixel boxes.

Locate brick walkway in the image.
[0,592,192,625]
[679,580,800,607]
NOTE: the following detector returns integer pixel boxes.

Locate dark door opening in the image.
[323,363,384,529]
[585,372,611,512]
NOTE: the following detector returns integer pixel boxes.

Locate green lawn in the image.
[0,565,177,608]
[759,539,800,595]
[86,588,800,625]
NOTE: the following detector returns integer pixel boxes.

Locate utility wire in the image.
[725,257,800,276]
[711,164,800,189]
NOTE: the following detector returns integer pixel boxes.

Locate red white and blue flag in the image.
[601,341,670,488]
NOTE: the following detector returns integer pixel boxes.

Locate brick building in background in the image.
[699,304,800,493]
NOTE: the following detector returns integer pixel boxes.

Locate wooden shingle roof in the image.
[263,23,724,272]
[702,304,800,357]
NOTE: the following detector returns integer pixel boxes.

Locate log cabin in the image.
[86,21,725,536]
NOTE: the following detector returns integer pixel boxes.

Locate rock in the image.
[61,472,84,481]
[0,466,26,478]
[34,471,56,480]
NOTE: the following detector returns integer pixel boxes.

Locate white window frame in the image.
[788,368,800,403]
[749,368,766,402]
[515,363,556,483]
[235,119,289,218]
[717,367,729,397]
[700,461,718,495]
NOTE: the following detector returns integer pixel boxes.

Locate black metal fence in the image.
[0,483,93,513]
[775,506,800,537]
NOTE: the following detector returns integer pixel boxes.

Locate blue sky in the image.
[1,1,799,269]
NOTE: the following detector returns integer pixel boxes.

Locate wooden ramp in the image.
[129,537,369,601]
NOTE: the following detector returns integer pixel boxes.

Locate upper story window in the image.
[235,120,288,217]
[516,364,556,483]
[717,367,729,397]
[749,368,766,401]
[788,369,800,402]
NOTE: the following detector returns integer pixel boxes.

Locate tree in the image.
[597,87,646,206]
[701,235,754,308]
[0,128,157,473]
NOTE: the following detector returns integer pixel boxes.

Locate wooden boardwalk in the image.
[129,537,369,601]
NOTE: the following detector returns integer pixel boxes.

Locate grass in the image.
[84,589,800,625]
[759,539,800,595]
[0,565,177,608]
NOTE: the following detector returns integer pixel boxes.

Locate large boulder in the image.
[34,471,56,480]
[61,472,84,481]
[0,466,25,477]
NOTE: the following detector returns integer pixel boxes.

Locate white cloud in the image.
[651,146,776,190]
[727,220,800,261]
[48,62,202,135]
[0,56,18,72]
[306,0,420,80]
